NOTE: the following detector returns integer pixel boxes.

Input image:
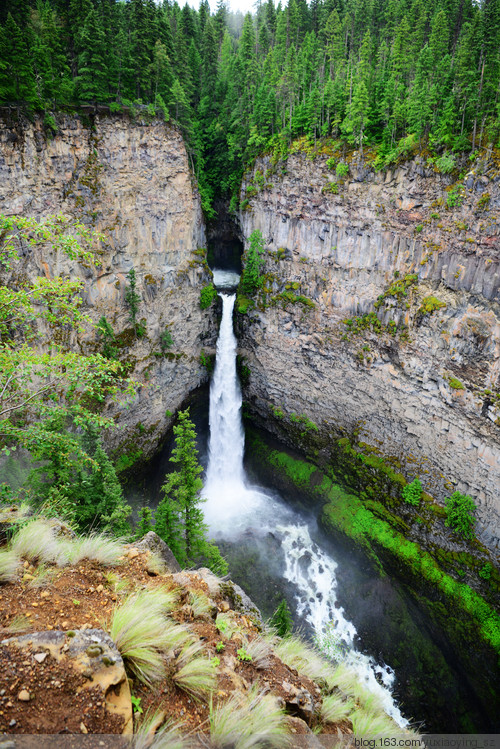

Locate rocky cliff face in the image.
[0,112,216,459]
[238,151,500,550]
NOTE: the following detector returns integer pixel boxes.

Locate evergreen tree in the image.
[270,599,293,637]
[135,506,154,539]
[155,409,207,566]
[240,229,265,296]
[77,8,109,102]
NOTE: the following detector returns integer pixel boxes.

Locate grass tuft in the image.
[27,563,56,589]
[67,533,125,566]
[0,549,20,583]
[273,635,332,686]
[209,684,289,749]
[350,709,399,737]
[245,637,272,670]
[10,519,61,564]
[5,614,31,633]
[173,641,215,701]
[109,589,176,684]
[321,693,355,724]
[190,590,212,618]
[133,711,187,749]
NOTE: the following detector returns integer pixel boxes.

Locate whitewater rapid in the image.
[203,288,408,727]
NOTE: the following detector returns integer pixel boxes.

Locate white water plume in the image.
[204,289,408,727]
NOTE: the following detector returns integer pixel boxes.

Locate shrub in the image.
[418,296,446,315]
[402,478,422,506]
[444,491,476,540]
[436,152,456,174]
[240,230,265,296]
[448,376,465,390]
[336,162,349,177]
[199,283,217,310]
[160,329,173,351]
[479,563,492,581]
[477,192,491,211]
[97,316,119,360]
[236,647,252,662]
[125,268,141,330]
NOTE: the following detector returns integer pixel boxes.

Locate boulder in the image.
[1,629,132,735]
[134,531,181,572]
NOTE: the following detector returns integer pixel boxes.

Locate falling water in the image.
[204,288,408,727]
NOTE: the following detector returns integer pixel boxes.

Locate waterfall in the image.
[205,294,245,490]
[204,286,408,727]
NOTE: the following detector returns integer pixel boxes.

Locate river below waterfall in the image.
[125,272,494,733]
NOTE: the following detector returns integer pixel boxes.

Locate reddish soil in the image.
[0,549,349,738]
[0,644,123,734]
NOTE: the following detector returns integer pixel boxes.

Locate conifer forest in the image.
[1,0,500,212]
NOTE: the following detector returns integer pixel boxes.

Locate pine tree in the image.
[0,13,37,105]
[270,599,293,637]
[77,8,109,102]
[155,409,207,566]
[70,426,132,536]
[240,229,265,296]
[135,506,154,539]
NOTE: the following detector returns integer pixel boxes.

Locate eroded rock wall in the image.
[238,152,500,550]
[0,112,216,458]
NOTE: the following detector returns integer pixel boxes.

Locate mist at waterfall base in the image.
[204,289,409,727]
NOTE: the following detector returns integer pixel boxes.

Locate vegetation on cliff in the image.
[1,0,499,211]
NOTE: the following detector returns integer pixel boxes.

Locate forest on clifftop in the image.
[1,0,499,212]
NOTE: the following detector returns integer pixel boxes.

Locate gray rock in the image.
[134,531,181,572]
[0,114,218,460]
[238,151,500,553]
[1,629,133,735]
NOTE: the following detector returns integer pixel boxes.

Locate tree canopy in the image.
[0,0,499,213]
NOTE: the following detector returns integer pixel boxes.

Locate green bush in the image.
[436,152,456,174]
[336,162,349,177]
[445,491,476,540]
[402,477,422,506]
[418,296,446,315]
[97,316,119,360]
[160,328,173,351]
[199,283,217,310]
[479,563,492,581]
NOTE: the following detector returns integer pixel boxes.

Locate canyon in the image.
[1,113,499,551]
